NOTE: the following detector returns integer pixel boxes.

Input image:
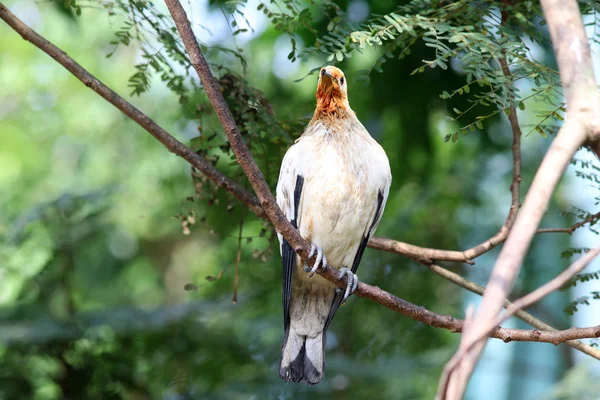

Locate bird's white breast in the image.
[293,119,390,271]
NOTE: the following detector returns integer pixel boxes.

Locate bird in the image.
[276,65,392,385]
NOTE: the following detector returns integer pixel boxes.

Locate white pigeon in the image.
[276,65,392,384]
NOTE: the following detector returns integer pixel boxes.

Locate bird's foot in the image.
[303,244,328,278]
[338,268,359,303]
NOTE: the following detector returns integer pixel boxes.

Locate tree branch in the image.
[164,0,307,258]
[438,248,600,399]
[538,211,600,234]
[423,262,600,360]
[441,1,600,397]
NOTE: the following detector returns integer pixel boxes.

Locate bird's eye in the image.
[321,69,326,76]
[340,77,344,85]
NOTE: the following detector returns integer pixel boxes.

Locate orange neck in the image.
[314,87,351,120]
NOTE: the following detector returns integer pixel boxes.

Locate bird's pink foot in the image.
[304,244,328,278]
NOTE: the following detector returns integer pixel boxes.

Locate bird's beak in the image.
[319,70,335,91]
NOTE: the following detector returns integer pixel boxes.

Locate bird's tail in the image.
[279,327,325,385]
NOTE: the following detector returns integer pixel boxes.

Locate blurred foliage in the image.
[544,363,600,400]
[1,0,599,399]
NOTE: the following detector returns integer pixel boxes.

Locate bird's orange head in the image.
[314,66,351,118]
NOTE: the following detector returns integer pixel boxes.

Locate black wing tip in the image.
[282,174,304,333]
[282,240,294,332]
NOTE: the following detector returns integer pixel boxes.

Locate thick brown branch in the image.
[319,261,600,345]
[164,0,313,262]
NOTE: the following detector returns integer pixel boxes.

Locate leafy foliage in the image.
[299,0,567,141]
[561,270,600,290]
[564,291,600,315]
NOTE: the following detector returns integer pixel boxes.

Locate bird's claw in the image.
[303,244,328,278]
[338,268,359,303]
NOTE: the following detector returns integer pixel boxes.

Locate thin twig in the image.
[369,210,600,264]
[538,211,600,234]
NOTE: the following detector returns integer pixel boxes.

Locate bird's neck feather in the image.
[313,89,353,123]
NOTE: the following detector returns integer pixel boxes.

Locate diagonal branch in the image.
[437,248,600,399]
[163,0,313,264]
[538,211,600,234]
[423,262,600,360]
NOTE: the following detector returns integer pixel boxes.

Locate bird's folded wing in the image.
[276,145,305,333]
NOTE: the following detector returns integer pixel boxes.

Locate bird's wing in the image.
[351,187,389,273]
[276,143,305,333]
[325,173,391,329]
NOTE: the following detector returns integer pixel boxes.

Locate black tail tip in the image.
[279,341,323,385]
[279,364,322,385]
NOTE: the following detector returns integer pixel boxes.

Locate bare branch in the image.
[368,237,476,264]
[441,0,600,397]
[437,248,600,399]
[370,207,599,263]
[351,269,600,346]
[424,262,600,359]
[483,248,599,341]
[538,211,600,234]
